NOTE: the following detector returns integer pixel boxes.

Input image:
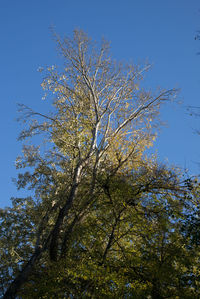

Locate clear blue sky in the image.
[0,0,200,207]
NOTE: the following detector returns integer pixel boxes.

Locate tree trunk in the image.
[4,165,82,298]
[3,248,42,299]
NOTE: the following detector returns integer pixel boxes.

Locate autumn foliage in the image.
[1,30,200,299]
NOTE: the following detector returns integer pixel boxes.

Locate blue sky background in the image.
[0,0,200,207]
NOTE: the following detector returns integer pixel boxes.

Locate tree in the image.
[2,29,195,298]
[2,169,200,298]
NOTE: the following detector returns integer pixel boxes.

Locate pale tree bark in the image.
[3,30,177,298]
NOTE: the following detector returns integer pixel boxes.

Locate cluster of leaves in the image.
[1,30,200,298]
[1,171,200,298]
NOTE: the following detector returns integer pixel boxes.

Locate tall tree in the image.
[2,30,183,298]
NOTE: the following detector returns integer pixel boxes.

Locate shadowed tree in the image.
[2,30,183,298]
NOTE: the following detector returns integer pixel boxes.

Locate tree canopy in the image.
[1,30,200,299]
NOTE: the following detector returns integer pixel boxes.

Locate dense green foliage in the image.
[1,30,200,298]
